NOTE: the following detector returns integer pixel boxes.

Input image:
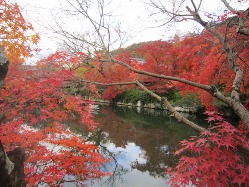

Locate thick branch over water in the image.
[71,78,206,132]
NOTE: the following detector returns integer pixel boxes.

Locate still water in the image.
[73,105,205,187]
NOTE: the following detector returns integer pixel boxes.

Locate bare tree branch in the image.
[109,58,211,91]
[69,77,206,132]
[136,81,206,132]
[220,0,238,13]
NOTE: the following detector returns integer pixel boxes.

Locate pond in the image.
[69,105,207,187]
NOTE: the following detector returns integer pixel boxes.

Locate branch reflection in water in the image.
[75,105,203,187]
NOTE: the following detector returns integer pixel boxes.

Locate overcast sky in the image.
[16,0,180,51]
[11,0,245,63]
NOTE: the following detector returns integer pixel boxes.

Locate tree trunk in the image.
[0,45,26,186]
[0,142,26,187]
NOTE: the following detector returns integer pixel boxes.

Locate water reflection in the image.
[82,106,202,187]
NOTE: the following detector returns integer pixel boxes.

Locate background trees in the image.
[52,0,249,129]
[145,0,249,127]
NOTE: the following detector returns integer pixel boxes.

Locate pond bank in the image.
[91,99,201,114]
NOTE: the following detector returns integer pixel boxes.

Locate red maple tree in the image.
[167,112,249,187]
[0,1,109,186]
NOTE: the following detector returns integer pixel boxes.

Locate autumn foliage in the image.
[82,52,139,100]
[0,1,109,186]
[83,25,249,107]
[167,112,249,186]
[0,121,108,186]
[0,0,249,186]
[0,60,109,185]
[0,0,39,63]
[132,30,248,108]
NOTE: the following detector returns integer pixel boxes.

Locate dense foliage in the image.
[0,1,109,186]
[0,56,110,186]
[0,0,39,63]
[94,33,249,108]
[168,112,249,186]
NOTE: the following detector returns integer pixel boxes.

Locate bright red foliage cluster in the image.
[167,111,249,187]
[0,121,109,186]
[0,59,109,185]
[1,62,95,130]
[90,21,249,106]
[135,30,249,108]
[83,52,139,100]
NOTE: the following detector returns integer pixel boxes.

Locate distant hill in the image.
[111,41,153,58]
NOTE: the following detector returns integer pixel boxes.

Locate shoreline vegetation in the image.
[89,97,236,118]
[90,99,201,114]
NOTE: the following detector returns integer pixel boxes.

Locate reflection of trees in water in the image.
[84,128,129,187]
[131,145,178,178]
[98,145,129,187]
[66,124,129,187]
[71,106,199,183]
[128,127,180,178]
[91,106,197,179]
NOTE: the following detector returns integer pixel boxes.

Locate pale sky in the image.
[16,0,178,53]
[11,0,245,63]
